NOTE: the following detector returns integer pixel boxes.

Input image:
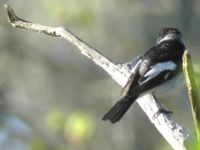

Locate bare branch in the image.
[4,4,190,150]
[4,4,130,86]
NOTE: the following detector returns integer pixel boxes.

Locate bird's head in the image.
[156,27,184,45]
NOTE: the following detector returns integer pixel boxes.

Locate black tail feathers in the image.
[102,97,137,123]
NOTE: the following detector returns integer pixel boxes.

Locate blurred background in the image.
[0,0,199,149]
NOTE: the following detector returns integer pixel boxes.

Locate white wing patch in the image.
[140,61,176,84]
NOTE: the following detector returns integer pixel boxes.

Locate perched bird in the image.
[102,27,185,123]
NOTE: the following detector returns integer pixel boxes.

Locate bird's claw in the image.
[152,109,173,120]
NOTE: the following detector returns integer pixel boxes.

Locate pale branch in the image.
[4,4,129,86]
[4,4,190,150]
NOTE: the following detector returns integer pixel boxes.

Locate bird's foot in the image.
[152,109,173,120]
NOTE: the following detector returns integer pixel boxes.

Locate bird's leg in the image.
[152,94,173,120]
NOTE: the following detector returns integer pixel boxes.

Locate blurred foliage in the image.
[42,0,97,27]
[194,64,200,90]
[0,0,200,150]
[46,110,94,144]
[46,109,66,133]
[64,111,94,144]
[28,138,46,150]
[183,52,200,150]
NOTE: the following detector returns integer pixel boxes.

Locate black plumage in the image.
[102,28,185,123]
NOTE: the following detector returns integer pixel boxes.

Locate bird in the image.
[102,27,186,123]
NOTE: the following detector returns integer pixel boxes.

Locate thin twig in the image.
[4,4,190,150]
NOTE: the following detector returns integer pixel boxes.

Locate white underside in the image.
[140,73,184,98]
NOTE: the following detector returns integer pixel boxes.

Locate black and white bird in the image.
[102,27,186,123]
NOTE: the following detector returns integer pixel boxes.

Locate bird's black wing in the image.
[121,59,142,98]
[138,61,177,85]
[137,41,184,91]
[102,59,142,123]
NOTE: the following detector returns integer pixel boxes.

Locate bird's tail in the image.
[102,96,137,123]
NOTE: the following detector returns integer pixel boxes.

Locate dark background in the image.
[0,0,199,149]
